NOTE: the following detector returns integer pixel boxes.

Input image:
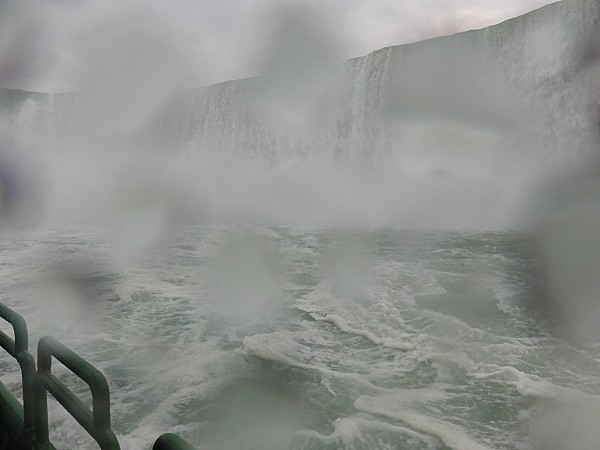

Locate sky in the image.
[1,0,558,92]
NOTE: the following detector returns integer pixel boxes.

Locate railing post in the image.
[0,303,195,449]
[153,433,196,450]
[0,303,36,447]
[33,336,120,450]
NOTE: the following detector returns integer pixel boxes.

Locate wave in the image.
[295,306,414,351]
[355,394,493,450]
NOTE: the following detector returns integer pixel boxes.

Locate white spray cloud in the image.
[0,0,557,92]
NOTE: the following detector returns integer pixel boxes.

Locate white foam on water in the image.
[411,309,487,341]
[428,352,474,381]
[290,258,449,354]
[295,308,415,351]
[471,364,600,403]
[355,395,494,450]
[297,414,440,449]
[490,276,523,317]
[1,227,600,449]
[242,329,389,392]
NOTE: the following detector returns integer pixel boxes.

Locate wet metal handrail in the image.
[33,336,120,450]
[0,303,194,450]
[153,433,197,450]
[0,303,36,446]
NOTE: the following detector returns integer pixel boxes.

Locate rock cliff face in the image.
[1,0,599,167]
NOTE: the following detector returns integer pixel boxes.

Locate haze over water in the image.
[1,0,600,449]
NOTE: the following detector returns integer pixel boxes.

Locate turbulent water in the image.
[1,0,600,448]
[1,227,599,449]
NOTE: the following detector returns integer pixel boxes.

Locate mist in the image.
[1,0,600,449]
[0,1,566,232]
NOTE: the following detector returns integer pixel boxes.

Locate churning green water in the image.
[0,227,599,449]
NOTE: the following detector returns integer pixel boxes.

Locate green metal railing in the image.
[153,433,196,450]
[0,303,195,450]
[0,303,36,449]
[33,336,120,450]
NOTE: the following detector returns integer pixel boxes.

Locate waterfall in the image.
[154,0,599,167]
[2,0,599,164]
[0,0,598,228]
